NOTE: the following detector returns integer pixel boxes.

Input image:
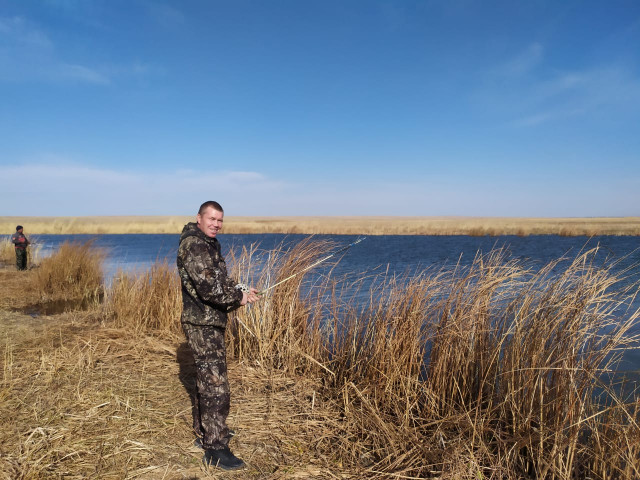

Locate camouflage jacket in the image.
[177,222,243,328]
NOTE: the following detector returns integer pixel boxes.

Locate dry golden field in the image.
[2,215,640,236]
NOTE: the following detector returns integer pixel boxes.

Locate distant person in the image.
[177,200,260,470]
[11,225,30,271]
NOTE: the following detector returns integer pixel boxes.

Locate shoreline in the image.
[2,215,640,236]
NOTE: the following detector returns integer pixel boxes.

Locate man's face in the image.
[197,207,224,238]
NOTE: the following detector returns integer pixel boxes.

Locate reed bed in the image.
[29,241,104,301]
[226,242,640,478]
[2,216,640,236]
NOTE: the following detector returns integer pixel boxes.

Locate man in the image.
[177,201,259,470]
[11,225,30,271]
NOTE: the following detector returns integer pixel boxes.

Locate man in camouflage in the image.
[177,201,259,470]
[11,225,30,271]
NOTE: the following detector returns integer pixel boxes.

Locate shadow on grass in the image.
[176,341,199,440]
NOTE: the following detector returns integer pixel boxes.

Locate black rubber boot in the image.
[203,447,245,470]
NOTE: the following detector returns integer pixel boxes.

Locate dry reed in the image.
[2,216,640,236]
[225,238,340,374]
[104,261,182,337]
[29,241,104,301]
[0,238,14,265]
[226,241,640,478]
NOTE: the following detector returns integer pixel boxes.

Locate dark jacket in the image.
[177,222,243,328]
[11,232,29,249]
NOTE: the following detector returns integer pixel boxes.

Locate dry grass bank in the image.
[1,239,640,479]
[0,309,345,479]
[0,262,352,479]
[2,215,640,236]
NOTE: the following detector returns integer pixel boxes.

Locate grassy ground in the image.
[0,269,352,479]
[2,215,640,236]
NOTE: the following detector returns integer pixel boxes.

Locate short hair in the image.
[198,201,224,215]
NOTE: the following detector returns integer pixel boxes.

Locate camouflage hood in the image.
[177,222,243,328]
[179,222,212,246]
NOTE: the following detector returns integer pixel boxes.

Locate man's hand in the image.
[241,287,260,306]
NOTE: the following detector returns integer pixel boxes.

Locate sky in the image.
[1,0,639,217]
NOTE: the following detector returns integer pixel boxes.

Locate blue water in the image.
[31,232,640,283]
[28,233,640,372]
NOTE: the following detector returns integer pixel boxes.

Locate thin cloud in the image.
[0,16,53,50]
[495,43,544,77]
[58,63,111,85]
[1,161,637,217]
[145,2,186,28]
[481,38,640,127]
[0,14,154,85]
[0,15,108,85]
[0,163,286,216]
[513,65,640,126]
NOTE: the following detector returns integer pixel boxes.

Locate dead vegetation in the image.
[0,238,14,265]
[1,239,639,479]
[29,241,104,302]
[0,310,343,479]
[2,215,640,236]
[105,261,182,337]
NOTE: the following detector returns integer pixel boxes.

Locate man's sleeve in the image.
[181,237,243,309]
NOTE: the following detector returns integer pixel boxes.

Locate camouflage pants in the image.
[181,323,231,450]
[15,248,27,271]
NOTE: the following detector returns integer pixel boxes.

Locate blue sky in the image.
[1,0,639,217]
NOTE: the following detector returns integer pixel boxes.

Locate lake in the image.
[32,233,640,372]
[33,233,639,280]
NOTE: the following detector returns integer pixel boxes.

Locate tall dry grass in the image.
[226,242,640,478]
[95,237,640,478]
[0,238,14,264]
[225,238,341,373]
[29,241,104,301]
[104,262,182,336]
[2,215,640,236]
